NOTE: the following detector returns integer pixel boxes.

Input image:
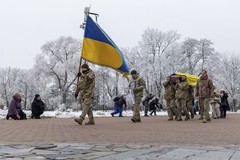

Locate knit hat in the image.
[35,94,40,99]
[14,93,21,98]
[82,63,89,69]
[131,70,137,75]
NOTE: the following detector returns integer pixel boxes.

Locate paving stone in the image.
[231,151,240,160]
[96,149,153,160]
[0,146,17,154]
[24,156,47,160]
[92,148,113,152]
[125,145,146,149]
[188,150,233,160]
[42,154,68,160]
[57,148,94,154]
[112,148,131,152]
[31,149,60,156]
[157,148,206,159]
[30,144,57,150]
[112,145,126,148]
[11,145,33,149]
[4,158,23,160]
[68,146,94,150]
[81,152,116,160]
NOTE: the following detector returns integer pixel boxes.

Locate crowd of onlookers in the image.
[6,93,45,120]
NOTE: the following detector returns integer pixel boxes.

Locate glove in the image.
[77,72,82,77]
[133,88,138,93]
[75,93,79,98]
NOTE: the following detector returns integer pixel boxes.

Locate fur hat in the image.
[82,63,89,69]
[131,70,137,75]
[14,93,21,98]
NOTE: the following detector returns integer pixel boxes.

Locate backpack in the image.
[113,97,120,102]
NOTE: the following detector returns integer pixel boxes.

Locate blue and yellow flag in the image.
[81,15,130,80]
[171,72,200,86]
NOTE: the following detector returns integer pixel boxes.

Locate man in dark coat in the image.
[142,93,155,116]
[7,93,27,120]
[111,96,127,117]
[31,94,45,119]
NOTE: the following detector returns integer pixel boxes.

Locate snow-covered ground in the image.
[0,109,240,120]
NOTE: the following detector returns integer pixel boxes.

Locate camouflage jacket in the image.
[187,85,194,101]
[77,69,95,100]
[209,86,221,104]
[163,80,176,100]
[175,79,189,100]
[195,75,214,98]
[129,73,146,97]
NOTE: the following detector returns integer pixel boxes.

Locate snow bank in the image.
[0,109,239,120]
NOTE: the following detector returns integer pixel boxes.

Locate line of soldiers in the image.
[73,63,213,125]
[163,70,214,123]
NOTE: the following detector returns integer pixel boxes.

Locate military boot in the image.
[135,119,141,122]
[131,118,136,122]
[168,118,173,121]
[74,118,83,125]
[185,114,189,121]
[85,120,95,125]
[199,116,203,120]
[202,118,207,123]
[177,116,182,121]
[191,113,194,119]
[207,117,211,122]
[175,116,178,121]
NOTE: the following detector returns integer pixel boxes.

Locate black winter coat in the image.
[221,92,230,111]
[31,98,45,115]
[149,98,159,110]
[115,96,127,108]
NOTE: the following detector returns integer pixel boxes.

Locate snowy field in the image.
[0,109,240,120]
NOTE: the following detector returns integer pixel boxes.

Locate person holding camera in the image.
[220,89,229,118]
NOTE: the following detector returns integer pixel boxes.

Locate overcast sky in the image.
[1,0,240,69]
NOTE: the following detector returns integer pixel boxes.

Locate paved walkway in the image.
[1,114,240,147]
[0,143,240,160]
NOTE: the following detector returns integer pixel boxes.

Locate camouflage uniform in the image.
[175,79,189,121]
[76,69,95,124]
[129,73,146,122]
[163,80,178,120]
[186,85,194,118]
[195,75,214,123]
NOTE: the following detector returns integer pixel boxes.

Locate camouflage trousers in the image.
[79,97,94,121]
[186,100,194,115]
[176,99,188,116]
[199,97,210,120]
[133,96,142,120]
[166,99,178,119]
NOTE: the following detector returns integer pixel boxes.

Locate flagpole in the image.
[75,56,82,100]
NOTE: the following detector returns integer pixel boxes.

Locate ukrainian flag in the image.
[81,15,130,80]
[171,72,200,86]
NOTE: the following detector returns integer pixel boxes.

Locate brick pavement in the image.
[0,114,240,147]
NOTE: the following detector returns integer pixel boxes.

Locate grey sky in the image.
[1,0,240,69]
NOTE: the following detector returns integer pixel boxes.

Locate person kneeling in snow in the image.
[6,93,27,120]
[111,96,127,117]
[31,94,45,119]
